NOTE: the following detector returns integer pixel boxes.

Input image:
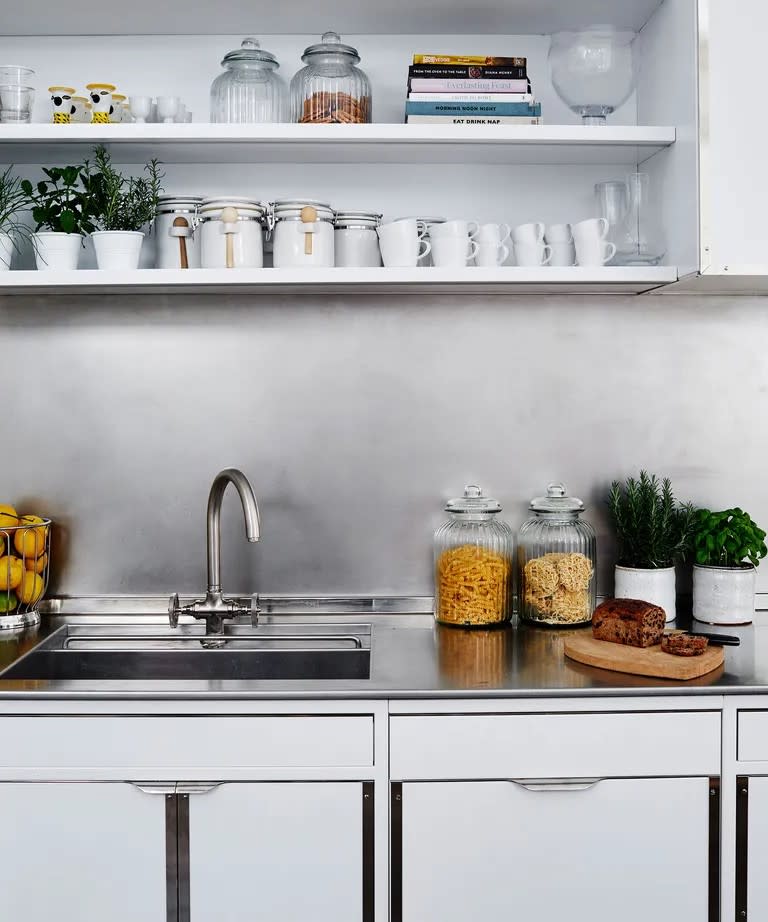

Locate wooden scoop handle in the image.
[173,216,189,269]
[301,205,318,256]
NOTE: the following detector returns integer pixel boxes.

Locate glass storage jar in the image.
[434,485,513,628]
[290,31,371,123]
[519,482,596,627]
[210,38,286,123]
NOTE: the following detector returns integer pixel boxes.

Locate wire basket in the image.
[0,516,51,630]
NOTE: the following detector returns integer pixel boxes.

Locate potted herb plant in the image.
[608,471,696,622]
[90,145,162,270]
[0,166,32,271]
[692,508,767,625]
[21,162,99,271]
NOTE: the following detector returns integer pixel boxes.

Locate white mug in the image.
[514,241,552,267]
[511,222,545,244]
[545,223,572,244]
[432,236,479,267]
[572,218,616,266]
[378,219,430,268]
[475,241,509,267]
[430,219,480,239]
[545,224,575,266]
[477,222,510,244]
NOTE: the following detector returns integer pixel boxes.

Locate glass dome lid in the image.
[529,482,585,514]
[221,38,279,68]
[445,484,502,514]
[301,31,360,63]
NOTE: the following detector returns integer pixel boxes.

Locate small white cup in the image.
[572,218,617,267]
[545,223,572,244]
[378,219,430,268]
[430,219,480,239]
[514,241,552,267]
[511,222,545,244]
[156,95,179,124]
[475,241,509,267]
[477,223,510,245]
[432,235,479,268]
[548,241,577,267]
[129,95,151,123]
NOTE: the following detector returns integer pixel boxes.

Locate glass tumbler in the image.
[595,180,628,265]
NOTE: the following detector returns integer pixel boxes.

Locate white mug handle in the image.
[498,223,511,244]
[597,217,610,239]
[497,244,509,265]
[602,242,617,264]
[541,245,552,266]
[467,240,479,261]
[417,238,432,261]
[467,221,480,239]
[416,221,428,238]
[535,222,546,242]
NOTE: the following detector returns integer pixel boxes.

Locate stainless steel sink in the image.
[0,624,372,681]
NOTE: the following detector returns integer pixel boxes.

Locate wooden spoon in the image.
[220,206,239,269]
[172,216,189,269]
[300,205,318,255]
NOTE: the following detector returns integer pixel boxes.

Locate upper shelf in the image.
[0,124,676,166]
[6,0,665,35]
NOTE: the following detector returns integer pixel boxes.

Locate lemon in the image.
[0,505,18,529]
[13,515,48,559]
[16,571,44,606]
[25,553,48,575]
[0,592,17,613]
[0,556,23,590]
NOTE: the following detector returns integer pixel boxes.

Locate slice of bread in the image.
[661,632,709,657]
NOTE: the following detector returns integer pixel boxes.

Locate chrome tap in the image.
[169,468,261,638]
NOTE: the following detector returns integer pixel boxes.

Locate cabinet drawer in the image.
[390,712,720,779]
[0,715,373,773]
[737,710,768,761]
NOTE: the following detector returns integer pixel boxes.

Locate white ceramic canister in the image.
[155,195,203,269]
[271,199,335,268]
[334,210,382,267]
[199,197,268,269]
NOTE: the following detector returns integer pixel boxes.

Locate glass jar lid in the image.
[529,482,585,514]
[445,484,502,515]
[221,37,279,69]
[301,31,360,64]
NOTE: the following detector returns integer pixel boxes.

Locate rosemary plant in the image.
[91,145,163,232]
[0,165,32,263]
[608,471,696,569]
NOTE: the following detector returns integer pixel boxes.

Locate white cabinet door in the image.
[743,776,768,919]
[188,782,368,922]
[0,782,166,922]
[397,778,711,922]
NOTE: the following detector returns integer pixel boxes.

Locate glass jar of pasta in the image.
[519,482,597,627]
[434,485,514,628]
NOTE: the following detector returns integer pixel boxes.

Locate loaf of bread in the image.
[592,598,666,648]
[661,632,709,656]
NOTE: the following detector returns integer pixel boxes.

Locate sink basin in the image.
[0,623,372,681]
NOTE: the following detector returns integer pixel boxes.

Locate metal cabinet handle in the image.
[175,783,221,795]
[508,778,602,792]
[128,783,177,795]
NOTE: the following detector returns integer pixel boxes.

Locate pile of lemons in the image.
[0,504,49,614]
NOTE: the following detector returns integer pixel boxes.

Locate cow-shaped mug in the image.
[85,82,116,123]
[49,86,76,124]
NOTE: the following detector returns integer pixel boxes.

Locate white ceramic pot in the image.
[92,231,145,270]
[33,232,82,271]
[693,564,756,625]
[272,200,335,269]
[0,232,14,270]
[614,565,677,622]
[199,198,266,270]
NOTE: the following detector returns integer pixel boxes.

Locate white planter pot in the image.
[92,231,144,270]
[614,565,677,622]
[693,564,756,625]
[0,232,13,270]
[34,232,82,271]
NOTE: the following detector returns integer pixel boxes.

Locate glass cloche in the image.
[210,38,287,123]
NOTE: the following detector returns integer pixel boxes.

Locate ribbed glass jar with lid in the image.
[290,31,371,123]
[434,485,513,628]
[519,482,596,627]
[210,38,287,123]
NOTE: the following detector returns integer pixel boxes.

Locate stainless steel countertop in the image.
[1,597,768,699]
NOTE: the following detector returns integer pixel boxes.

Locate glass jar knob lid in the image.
[222,37,279,67]
[445,484,502,514]
[529,482,585,513]
[302,30,361,62]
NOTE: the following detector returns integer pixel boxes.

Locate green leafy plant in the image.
[693,508,767,568]
[608,471,697,569]
[0,165,32,263]
[21,162,100,235]
[91,145,163,232]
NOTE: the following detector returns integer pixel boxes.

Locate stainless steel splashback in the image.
[1,293,766,596]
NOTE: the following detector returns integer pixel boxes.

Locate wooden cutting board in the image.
[564,635,725,680]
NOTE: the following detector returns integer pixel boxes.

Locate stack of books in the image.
[404,54,541,127]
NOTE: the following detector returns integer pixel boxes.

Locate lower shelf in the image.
[0,266,678,296]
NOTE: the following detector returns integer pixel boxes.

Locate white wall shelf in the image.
[0,124,676,166]
[0,267,678,296]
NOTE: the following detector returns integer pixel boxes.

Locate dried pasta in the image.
[436,544,510,626]
[523,552,593,624]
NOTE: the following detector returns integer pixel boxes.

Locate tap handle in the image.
[168,593,180,629]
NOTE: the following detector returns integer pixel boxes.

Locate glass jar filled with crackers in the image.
[519,482,596,627]
[290,31,372,123]
[434,485,513,628]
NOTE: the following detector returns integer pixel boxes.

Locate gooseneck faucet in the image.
[169,469,261,637]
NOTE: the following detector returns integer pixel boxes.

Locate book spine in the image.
[405,115,542,125]
[409,65,528,79]
[408,78,530,93]
[408,92,533,102]
[405,101,542,116]
[413,55,527,66]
